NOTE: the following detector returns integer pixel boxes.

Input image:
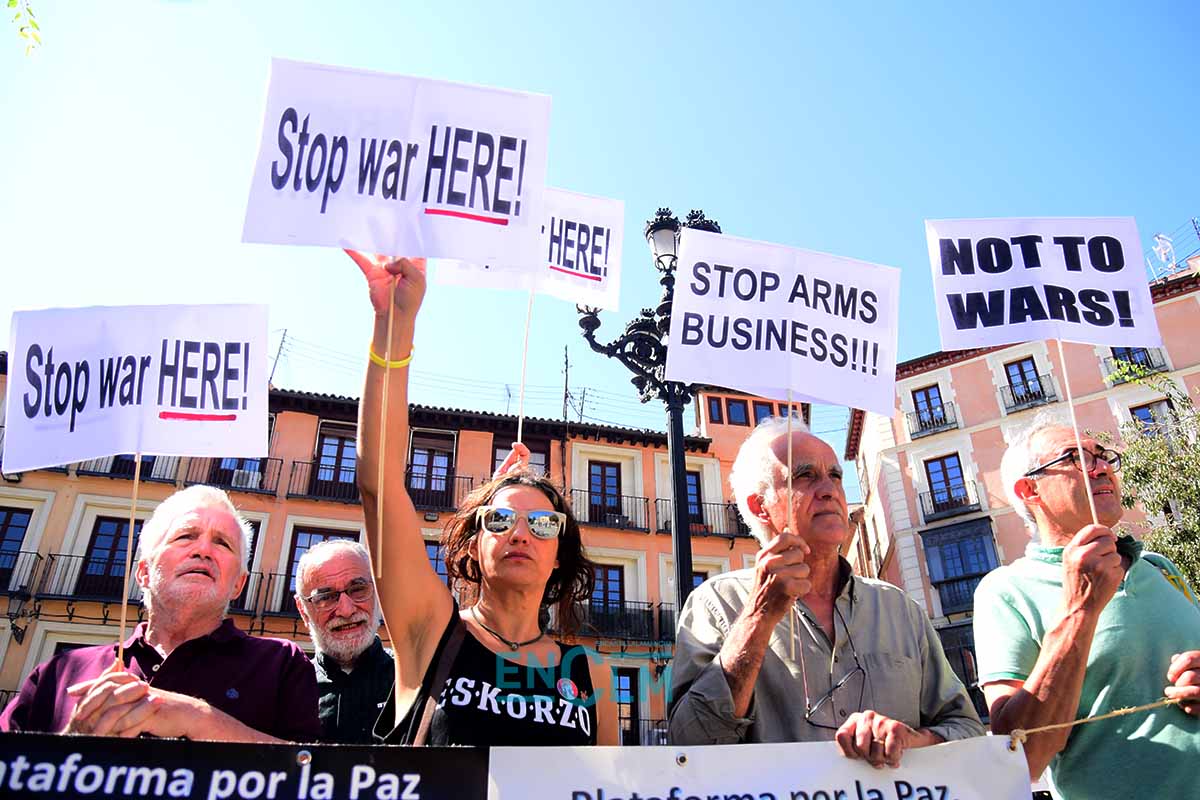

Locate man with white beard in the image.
[0,485,319,741]
[295,539,393,743]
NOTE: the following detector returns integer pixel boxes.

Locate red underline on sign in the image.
[548,264,603,282]
[159,411,239,422]
[424,208,509,226]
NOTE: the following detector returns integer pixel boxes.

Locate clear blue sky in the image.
[3,2,1198,502]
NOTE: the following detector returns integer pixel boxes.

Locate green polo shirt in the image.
[973,540,1200,799]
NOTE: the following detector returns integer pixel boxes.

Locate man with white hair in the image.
[294,538,393,743]
[1,485,320,741]
[670,416,982,764]
[973,414,1200,799]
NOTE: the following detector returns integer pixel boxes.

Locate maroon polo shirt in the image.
[0,619,320,741]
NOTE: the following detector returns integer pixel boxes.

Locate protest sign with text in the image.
[243,58,551,265]
[664,230,900,416]
[434,188,625,310]
[489,737,1031,800]
[925,217,1161,349]
[3,305,268,473]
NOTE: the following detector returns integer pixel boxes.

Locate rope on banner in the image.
[1055,338,1100,526]
[1008,697,1181,751]
[115,452,144,665]
[516,288,535,444]
[783,390,811,705]
[374,294,396,578]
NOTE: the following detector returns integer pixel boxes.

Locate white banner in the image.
[664,229,900,417]
[3,305,268,473]
[925,217,1161,350]
[243,58,552,265]
[489,738,1032,800]
[434,188,625,310]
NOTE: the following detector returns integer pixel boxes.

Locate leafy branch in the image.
[8,0,40,55]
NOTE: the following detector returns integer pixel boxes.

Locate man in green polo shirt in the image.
[974,416,1200,799]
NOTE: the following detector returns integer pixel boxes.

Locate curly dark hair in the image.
[442,470,595,636]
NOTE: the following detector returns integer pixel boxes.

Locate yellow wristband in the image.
[369,346,413,369]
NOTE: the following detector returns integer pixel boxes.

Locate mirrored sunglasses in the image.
[475,506,566,539]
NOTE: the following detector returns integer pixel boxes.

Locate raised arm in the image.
[349,251,454,685]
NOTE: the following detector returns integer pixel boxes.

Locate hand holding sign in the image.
[345,250,428,325]
[752,526,812,621]
[836,710,926,769]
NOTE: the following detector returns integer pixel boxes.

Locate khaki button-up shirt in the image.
[669,563,983,745]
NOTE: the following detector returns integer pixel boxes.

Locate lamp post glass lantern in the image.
[577,208,721,611]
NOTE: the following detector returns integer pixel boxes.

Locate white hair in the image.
[1000,410,1072,536]
[729,414,811,545]
[138,484,253,569]
[295,538,372,597]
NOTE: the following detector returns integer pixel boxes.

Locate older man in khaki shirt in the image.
[669,418,982,766]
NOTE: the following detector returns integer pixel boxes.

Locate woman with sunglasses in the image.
[347,251,616,746]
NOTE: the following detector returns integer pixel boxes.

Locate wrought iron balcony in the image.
[570,490,650,531]
[1104,348,1169,384]
[906,402,959,439]
[287,460,361,503]
[77,454,181,484]
[920,481,982,523]
[405,470,474,512]
[657,603,678,643]
[185,457,282,496]
[0,550,41,598]
[260,572,301,617]
[933,574,986,615]
[578,600,657,640]
[36,553,143,603]
[1000,376,1057,412]
[635,718,670,746]
[229,571,265,615]
[654,500,752,538]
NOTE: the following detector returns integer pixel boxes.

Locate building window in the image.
[921,453,979,521]
[1131,399,1172,432]
[425,541,448,585]
[691,571,708,591]
[614,667,641,746]
[726,399,750,426]
[285,527,358,595]
[78,516,145,599]
[409,431,455,508]
[707,397,724,424]
[752,401,773,425]
[1002,356,1053,410]
[1111,347,1153,367]
[0,507,32,590]
[685,471,703,517]
[921,519,999,615]
[913,385,944,424]
[592,564,625,608]
[777,402,796,418]
[588,461,623,522]
[312,426,357,496]
[112,454,157,478]
[494,438,548,477]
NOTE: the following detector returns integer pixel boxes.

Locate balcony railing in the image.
[906,402,959,439]
[288,460,361,503]
[77,454,181,484]
[36,553,142,603]
[920,480,982,523]
[655,500,752,538]
[0,689,16,712]
[999,376,1057,412]
[933,574,986,615]
[229,571,265,615]
[570,490,650,531]
[1104,348,1169,384]
[405,470,474,512]
[576,600,657,640]
[633,718,670,746]
[185,457,282,496]
[657,603,678,643]
[0,551,42,597]
[259,572,301,617]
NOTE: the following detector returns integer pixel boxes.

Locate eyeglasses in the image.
[475,506,566,540]
[301,578,374,611]
[1023,446,1121,478]
[797,604,867,730]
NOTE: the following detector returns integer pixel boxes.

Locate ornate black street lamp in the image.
[577,208,720,610]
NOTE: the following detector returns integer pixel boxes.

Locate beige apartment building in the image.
[842,267,1200,715]
[0,360,804,743]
